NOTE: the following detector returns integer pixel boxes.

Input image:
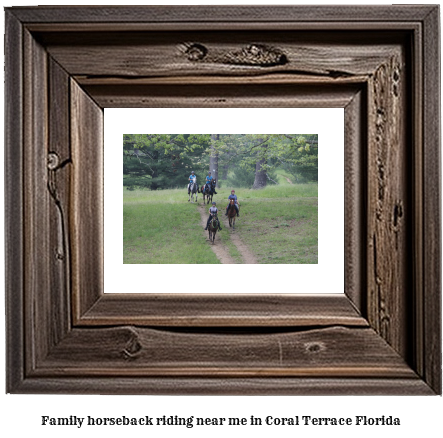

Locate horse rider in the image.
[205,201,222,231]
[205,172,218,195]
[188,171,197,189]
[225,189,240,217]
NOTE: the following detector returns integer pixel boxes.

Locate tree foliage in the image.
[123,133,318,190]
[123,134,210,190]
[213,134,318,186]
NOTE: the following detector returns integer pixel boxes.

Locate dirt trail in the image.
[284,176,293,184]
[198,205,236,264]
[198,205,258,264]
[221,214,258,264]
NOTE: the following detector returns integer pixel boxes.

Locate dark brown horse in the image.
[208,213,219,244]
[227,199,239,229]
[199,179,216,204]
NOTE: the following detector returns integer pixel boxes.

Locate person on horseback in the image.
[205,201,222,231]
[225,190,240,217]
[188,171,197,189]
[205,171,218,195]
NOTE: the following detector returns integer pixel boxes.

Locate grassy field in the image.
[124,191,220,264]
[124,180,318,264]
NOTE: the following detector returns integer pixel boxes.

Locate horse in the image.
[205,179,217,204]
[198,184,206,202]
[187,181,198,203]
[199,179,216,204]
[227,198,239,229]
[208,213,219,244]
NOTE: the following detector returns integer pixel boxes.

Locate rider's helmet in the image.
[208,171,211,175]
[231,190,235,193]
[212,202,216,205]
[191,171,195,174]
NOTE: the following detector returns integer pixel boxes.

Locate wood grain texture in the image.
[8,5,437,23]
[366,50,409,357]
[4,10,24,393]
[12,377,434,396]
[36,326,415,378]
[48,57,72,346]
[82,83,361,109]
[23,29,50,372]
[79,294,367,327]
[70,80,104,320]
[4,5,441,394]
[411,18,425,383]
[25,23,425,34]
[422,6,442,394]
[344,90,366,313]
[41,31,403,80]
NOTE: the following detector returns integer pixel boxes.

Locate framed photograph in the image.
[119,128,322,266]
[5,5,441,394]
[106,108,342,294]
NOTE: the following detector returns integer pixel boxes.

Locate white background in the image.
[1,1,442,438]
[106,108,343,293]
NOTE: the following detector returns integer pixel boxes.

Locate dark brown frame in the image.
[5,6,441,394]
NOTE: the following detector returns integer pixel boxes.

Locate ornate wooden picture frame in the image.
[5,6,441,394]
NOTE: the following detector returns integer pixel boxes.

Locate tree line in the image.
[123,134,318,190]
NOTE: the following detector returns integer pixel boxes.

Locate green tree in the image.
[123,134,211,190]
[278,134,318,182]
[215,134,318,188]
[123,133,318,190]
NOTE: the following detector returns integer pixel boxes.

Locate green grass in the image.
[239,196,318,264]
[216,228,243,263]
[124,189,220,264]
[275,168,295,185]
[123,183,318,264]
[219,183,318,264]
